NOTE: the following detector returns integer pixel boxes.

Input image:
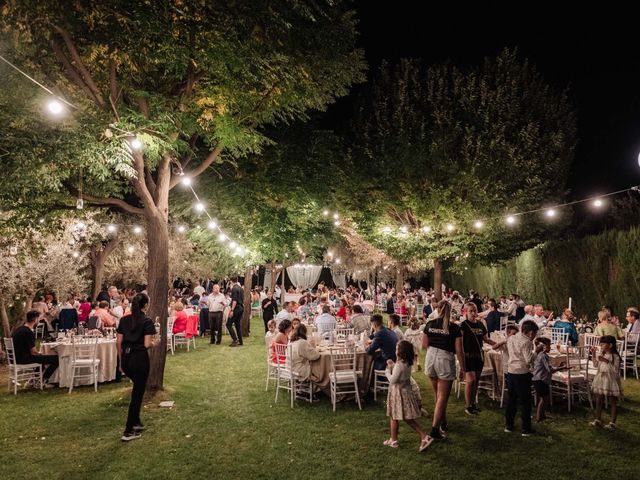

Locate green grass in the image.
[1,316,639,480]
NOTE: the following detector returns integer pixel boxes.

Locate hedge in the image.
[444,227,640,320]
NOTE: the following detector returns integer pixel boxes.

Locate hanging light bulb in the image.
[181,177,192,186]
[422,226,431,233]
[130,138,143,150]
[127,245,135,253]
[195,202,205,212]
[334,220,341,227]
[177,225,186,233]
[399,226,408,234]
[333,213,339,220]
[107,224,117,233]
[505,215,516,225]
[72,251,80,258]
[593,199,603,208]
[38,218,45,224]
[208,220,217,229]
[229,241,237,249]
[133,226,143,234]
[382,226,392,234]
[47,99,64,115]
[218,233,227,242]
[335,258,341,264]
[446,223,455,232]
[323,210,329,216]
[545,209,556,218]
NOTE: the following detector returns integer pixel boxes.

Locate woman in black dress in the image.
[261,291,279,333]
[116,293,158,441]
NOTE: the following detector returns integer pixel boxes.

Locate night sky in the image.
[332,1,640,198]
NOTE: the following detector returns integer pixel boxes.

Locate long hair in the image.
[396,340,415,366]
[131,293,149,328]
[437,299,452,334]
[600,335,621,362]
[290,324,307,342]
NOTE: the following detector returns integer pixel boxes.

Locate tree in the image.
[1,0,365,389]
[345,51,576,298]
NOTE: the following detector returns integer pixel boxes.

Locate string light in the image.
[545,209,556,218]
[208,220,217,229]
[195,202,205,212]
[47,99,64,115]
[181,177,192,186]
[107,224,117,233]
[72,251,80,258]
[323,210,329,216]
[505,215,516,225]
[229,241,237,249]
[474,220,484,229]
[399,226,408,234]
[382,226,392,234]
[133,226,143,234]
[127,246,135,253]
[38,218,45,224]
[130,138,143,150]
[335,258,341,264]
[333,213,339,220]
[422,226,431,233]
[446,223,455,232]
[334,220,341,227]
[218,233,227,242]
[593,199,603,208]
[177,225,186,233]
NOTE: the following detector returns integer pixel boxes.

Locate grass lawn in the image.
[1,316,639,480]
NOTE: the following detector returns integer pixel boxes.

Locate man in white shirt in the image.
[505,321,539,436]
[207,284,226,344]
[532,304,552,328]
[625,307,640,344]
[193,282,205,297]
[315,305,336,335]
[275,302,294,327]
[519,305,536,328]
[350,305,371,335]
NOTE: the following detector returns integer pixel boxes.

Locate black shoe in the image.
[521,429,536,437]
[430,430,446,440]
[472,404,481,413]
[216,341,221,344]
[440,421,448,433]
[504,426,514,433]
[132,424,145,432]
[121,431,141,442]
[464,407,478,416]
[229,342,239,347]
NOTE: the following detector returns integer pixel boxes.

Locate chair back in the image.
[550,328,569,346]
[35,323,46,339]
[583,334,600,349]
[273,342,289,369]
[414,304,424,319]
[361,300,375,314]
[167,317,175,335]
[3,338,16,366]
[329,346,357,374]
[71,336,98,362]
[499,316,509,332]
[335,328,354,340]
[86,316,100,330]
[616,339,624,353]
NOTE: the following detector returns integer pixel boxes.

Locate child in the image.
[590,335,623,429]
[383,340,431,452]
[505,321,539,436]
[403,318,423,371]
[532,337,567,422]
[265,319,277,346]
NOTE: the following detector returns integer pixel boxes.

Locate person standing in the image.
[116,293,158,441]
[261,291,279,333]
[226,276,244,347]
[207,284,226,344]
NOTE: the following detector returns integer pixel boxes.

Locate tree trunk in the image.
[433,258,443,301]
[241,267,253,337]
[281,265,286,306]
[269,266,278,293]
[90,234,120,300]
[0,297,11,337]
[395,264,405,292]
[146,211,170,392]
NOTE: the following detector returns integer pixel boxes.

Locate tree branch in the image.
[144,166,157,197]
[154,153,172,212]
[53,25,106,108]
[130,152,156,209]
[169,144,223,189]
[52,38,100,105]
[81,193,144,215]
[108,57,120,120]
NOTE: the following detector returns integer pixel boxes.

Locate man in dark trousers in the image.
[12,310,59,385]
[226,276,245,347]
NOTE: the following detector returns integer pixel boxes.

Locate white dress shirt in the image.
[207,293,226,312]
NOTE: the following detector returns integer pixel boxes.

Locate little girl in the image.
[403,318,423,371]
[590,335,623,429]
[265,320,277,345]
[384,340,431,452]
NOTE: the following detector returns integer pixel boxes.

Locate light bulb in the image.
[474,220,484,229]
[195,202,205,212]
[72,251,80,258]
[593,199,603,208]
[545,209,556,218]
[107,225,116,233]
[47,99,64,115]
[133,226,142,234]
[334,220,341,226]
[446,224,455,232]
[399,226,408,234]
[323,210,329,216]
[335,258,341,264]
[229,241,237,249]
[130,138,143,150]
[127,246,135,253]
[177,225,186,233]
[506,215,516,225]
[218,233,227,242]
[422,226,431,233]
[382,226,392,234]
[181,177,192,186]
[333,213,339,220]
[38,218,45,224]
[208,221,217,229]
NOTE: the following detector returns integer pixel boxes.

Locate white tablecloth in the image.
[41,339,118,387]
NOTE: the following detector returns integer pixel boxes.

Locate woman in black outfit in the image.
[116,293,158,441]
[261,291,279,333]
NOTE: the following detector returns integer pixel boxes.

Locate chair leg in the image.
[290,377,294,408]
[68,368,74,394]
[39,366,43,391]
[94,366,98,392]
[354,380,362,410]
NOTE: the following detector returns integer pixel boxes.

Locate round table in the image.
[41,339,118,387]
[309,345,374,399]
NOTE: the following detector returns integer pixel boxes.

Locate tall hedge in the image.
[444,227,640,319]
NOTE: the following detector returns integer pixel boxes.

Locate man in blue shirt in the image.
[366,314,398,370]
[315,305,337,335]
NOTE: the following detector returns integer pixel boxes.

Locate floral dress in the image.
[385,361,422,420]
[591,352,623,398]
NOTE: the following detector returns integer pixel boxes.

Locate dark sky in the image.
[332,1,640,198]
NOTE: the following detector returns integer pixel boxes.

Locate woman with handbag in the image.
[460,302,496,416]
[116,293,158,441]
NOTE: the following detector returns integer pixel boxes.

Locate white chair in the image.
[273,343,302,408]
[621,332,639,380]
[499,316,509,332]
[335,328,354,340]
[583,334,600,349]
[393,307,407,326]
[265,336,278,391]
[166,317,175,355]
[372,369,389,402]
[550,328,570,346]
[550,347,592,412]
[35,322,46,339]
[3,338,43,395]
[415,304,424,320]
[68,336,100,393]
[477,364,497,401]
[328,346,362,412]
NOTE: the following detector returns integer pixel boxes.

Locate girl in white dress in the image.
[403,318,423,371]
[590,335,623,429]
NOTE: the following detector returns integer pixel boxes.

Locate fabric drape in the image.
[286,265,322,290]
[332,270,346,289]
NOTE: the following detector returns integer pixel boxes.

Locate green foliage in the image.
[446,226,640,319]
[344,50,576,269]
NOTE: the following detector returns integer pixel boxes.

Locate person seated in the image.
[336,299,348,321]
[594,310,623,339]
[315,305,337,335]
[366,314,398,371]
[552,309,579,345]
[271,319,292,364]
[625,307,640,344]
[291,317,301,332]
[265,319,278,346]
[78,296,92,324]
[350,305,371,335]
[519,305,535,326]
[58,296,79,331]
[532,304,553,328]
[12,310,59,385]
[389,314,404,342]
[275,302,294,327]
[95,301,116,328]
[484,299,502,334]
[172,302,188,334]
[289,324,321,382]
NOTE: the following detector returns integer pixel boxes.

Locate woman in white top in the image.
[289,324,320,382]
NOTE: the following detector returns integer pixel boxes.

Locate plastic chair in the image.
[621,332,639,379]
[328,346,362,412]
[68,336,100,393]
[3,338,43,395]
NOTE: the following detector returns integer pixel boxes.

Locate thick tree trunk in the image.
[433,258,443,301]
[90,235,120,300]
[146,212,170,392]
[0,297,11,337]
[269,266,278,292]
[395,264,405,292]
[241,267,253,337]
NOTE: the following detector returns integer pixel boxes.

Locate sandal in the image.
[419,436,434,452]
[589,419,602,427]
[604,422,616,430]
[383,438,399,448]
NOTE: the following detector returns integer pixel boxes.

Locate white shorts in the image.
[425,347,456,381]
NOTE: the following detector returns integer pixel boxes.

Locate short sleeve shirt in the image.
[12,326,35,364]
[461,320,487,356]
[425,318,461,353]
[231,285,244,308]
[117,315,156,352]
